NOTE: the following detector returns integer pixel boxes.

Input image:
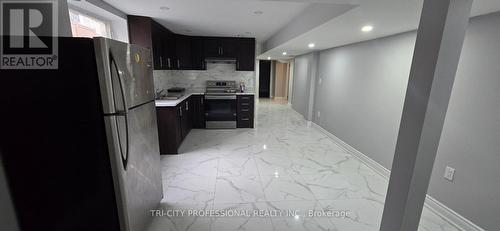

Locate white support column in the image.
[379,0,472,230]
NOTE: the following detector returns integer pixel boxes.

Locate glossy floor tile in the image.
[149,101,460,231]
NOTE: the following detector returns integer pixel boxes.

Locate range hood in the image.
[205,57,237,64]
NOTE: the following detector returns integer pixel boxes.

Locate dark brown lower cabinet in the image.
[157,94,253,154]
[191,95,206,128]
[237,95,255,128]
[156,105,182,154]
[180,99,192,139]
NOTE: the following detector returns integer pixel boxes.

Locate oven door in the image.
[204,95,237,129]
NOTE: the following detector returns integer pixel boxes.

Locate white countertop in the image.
[155,92,254,107]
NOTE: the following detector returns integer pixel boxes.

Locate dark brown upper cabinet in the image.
[128,16,255,71]
[204,37,238,58]
[175,35,205,70]
[128,16,176,70]
[236,38,256,71]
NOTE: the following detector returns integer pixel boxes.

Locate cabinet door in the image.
[180,100,192,139]
[221,38,237,58]
[175,35,192,70]
[236,39,255,71]
[151,23,165,70]
[156,107,182,154]
[204,37,221,57]
[162,30,176,70]
[191,37,205,70]
[191,95,205,128]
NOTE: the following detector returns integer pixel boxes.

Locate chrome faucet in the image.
[155,89,165,99]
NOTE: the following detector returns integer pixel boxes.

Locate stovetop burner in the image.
[205,80,237,95]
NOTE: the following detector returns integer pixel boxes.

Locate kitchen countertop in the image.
[155,92,254,107]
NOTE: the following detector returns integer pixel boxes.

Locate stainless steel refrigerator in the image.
[0,37,162,231]
[94,37,163,231]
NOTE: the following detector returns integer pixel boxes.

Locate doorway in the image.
[259,60,271,98]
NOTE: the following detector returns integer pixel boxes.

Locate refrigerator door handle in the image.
[110,53,130,170]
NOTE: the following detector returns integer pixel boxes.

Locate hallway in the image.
[150,101,459,231]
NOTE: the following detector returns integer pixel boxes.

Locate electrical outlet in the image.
[317,111,321,118]
[444,166,455,182]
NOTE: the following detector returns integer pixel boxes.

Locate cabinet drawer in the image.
[238,107,252,113]
[238,95,253,101]
[237,111,252,119]
[240,101,252,106]
[237,120,252,128]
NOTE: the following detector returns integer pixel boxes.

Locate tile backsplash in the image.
[153,63,255,93]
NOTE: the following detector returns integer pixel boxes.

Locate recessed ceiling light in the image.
[254,10,263,15]
[159,6,170,10]
[308,43,315,48]
[282,52,287,56]
[361,25,373,32]
[267,57,271,60]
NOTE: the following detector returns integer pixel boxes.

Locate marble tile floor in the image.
[148,101,460,231]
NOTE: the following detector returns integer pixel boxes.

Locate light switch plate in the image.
[444,166,455,182]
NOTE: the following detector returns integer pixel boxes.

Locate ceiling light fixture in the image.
[267,57,271,60]
[254,10,263,15]
[308,43,315,48]
[159,6,170,10]
[361,25,373,32]
[282,52,287,56]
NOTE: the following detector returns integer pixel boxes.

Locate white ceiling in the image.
[101,0,500,59]
[103,0,311,40]
[258,0,500,59]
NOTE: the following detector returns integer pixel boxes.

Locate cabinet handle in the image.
[200,97,203,104]
[241,118,250,121]
[177,59,180,69]
[185,101,189,110]
[242,97,249,100]
[242,109,249,112]
[242,103,249,106]
[167,58,171,68]
[218,47,222,55]
[179,107,182,117]
[159,56,163,67]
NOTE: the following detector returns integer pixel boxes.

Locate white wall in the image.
[292,12,500,230]
[290,53,314,118]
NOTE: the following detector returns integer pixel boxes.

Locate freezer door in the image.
[103,101,162,231]
[94,38,155,114]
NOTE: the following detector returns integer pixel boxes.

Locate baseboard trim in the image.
[310,121,485,231]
